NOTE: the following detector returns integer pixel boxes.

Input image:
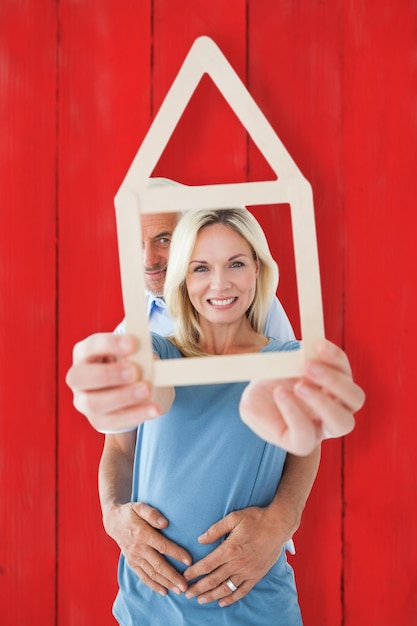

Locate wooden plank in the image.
[57,2,152,624]
[0,1,57,623]
[343,1,417,623]
[152,0,248,185]
[248,2,345,624]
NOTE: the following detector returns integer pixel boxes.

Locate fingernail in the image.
[132,382,149,398]
[294,381,311,397]
[146,407,160,419]
[172,586,183,596]
[121,366,136,382]
[307,362,323,377]
[198,597,208,605]
[118,337,133,353]
[275,386,290,400]
[185,591,194,599]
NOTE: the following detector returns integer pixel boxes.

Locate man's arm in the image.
[98,431,137,521]
[265,445,321,542]
[99,431,191,597]
[183,446,320,607]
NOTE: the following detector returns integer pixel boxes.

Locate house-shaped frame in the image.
[115,36,324,387]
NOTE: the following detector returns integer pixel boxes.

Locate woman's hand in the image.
[239,340,365,455]
[66,333,163,433]
[183,505,287,607]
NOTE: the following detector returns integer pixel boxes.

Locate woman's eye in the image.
[194,265,208,272]
[231,261,244,268]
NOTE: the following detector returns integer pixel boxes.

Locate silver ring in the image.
[225,577,238,592]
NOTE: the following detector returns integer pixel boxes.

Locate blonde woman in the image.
[66,207,364,625]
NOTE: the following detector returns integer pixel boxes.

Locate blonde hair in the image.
[164,207,279,357]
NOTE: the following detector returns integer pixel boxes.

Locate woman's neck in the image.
[198,317,268,355]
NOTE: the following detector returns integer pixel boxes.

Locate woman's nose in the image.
[210,268,231,290]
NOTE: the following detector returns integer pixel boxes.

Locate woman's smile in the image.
[207,297,238,307]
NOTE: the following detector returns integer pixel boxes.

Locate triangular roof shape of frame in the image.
[115,36,324,386]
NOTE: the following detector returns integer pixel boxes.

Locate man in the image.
[66,180,321,610]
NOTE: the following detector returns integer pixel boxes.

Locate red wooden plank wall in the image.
[0,1,57,623]
[343,2,417,623]
[57,3,151,622]
[1,1,416,625]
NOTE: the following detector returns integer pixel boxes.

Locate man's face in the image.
[141,212,180,296]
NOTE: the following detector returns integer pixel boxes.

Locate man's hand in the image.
[183,506,287,607]
[105,501,192,597]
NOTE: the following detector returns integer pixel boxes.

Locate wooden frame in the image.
[115,36,324,386]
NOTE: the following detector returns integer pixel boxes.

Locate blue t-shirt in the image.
[113,336,303,626]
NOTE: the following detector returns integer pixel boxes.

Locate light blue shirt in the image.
[113,336,302,626]
[114,292,296,557]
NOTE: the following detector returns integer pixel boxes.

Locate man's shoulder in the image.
[264,297,295,342]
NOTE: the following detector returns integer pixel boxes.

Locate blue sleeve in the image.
[151,333,181,359]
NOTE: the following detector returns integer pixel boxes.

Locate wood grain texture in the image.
[248,3,345,624]
[343,1,417,624]
[57,1,152,623]
[152,0,248,185]
[1,1,415,624]
[0,0,57,622]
